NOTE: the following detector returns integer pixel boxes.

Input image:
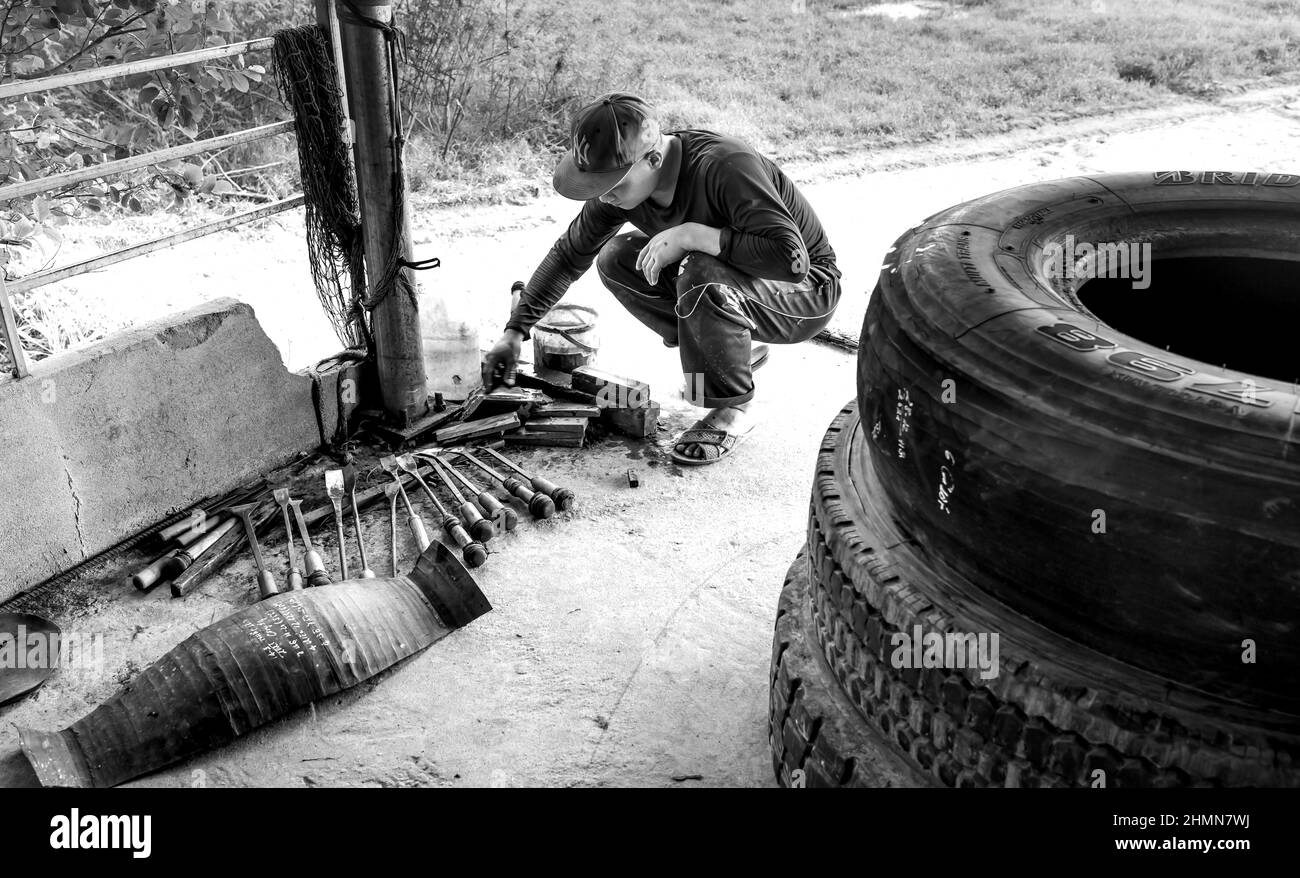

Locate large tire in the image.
[808,403,1300,787]
[770,552,933,788]
[859,172,1300,715]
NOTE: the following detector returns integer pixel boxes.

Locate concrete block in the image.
[0,298,322,602]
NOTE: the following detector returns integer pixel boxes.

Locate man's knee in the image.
[674,251,730,291]
[596,232,642,286]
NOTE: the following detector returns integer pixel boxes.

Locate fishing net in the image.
[272,24,369,351]
[273,13,436,358]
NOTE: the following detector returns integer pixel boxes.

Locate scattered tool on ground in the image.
[384,482,400,576]
[380,455,431,553]
[170,498,279,598]
[289,498,332,587]
[228,502,279,601]
[325,469,350,580]
[273,488,305,591]
[627,469,640,488]
[154,480,265,546]
[395,453,488,569]
[131,549,181,592]
[447,449,555,520]
[420,451,517,532]
[419,455,496,543]
[343,464,375,579]
[478,446,576,511]
[161,515,241,587]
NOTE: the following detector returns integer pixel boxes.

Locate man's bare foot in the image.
[674,401,754,459]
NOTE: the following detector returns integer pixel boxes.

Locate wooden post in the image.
[328,0,428,423]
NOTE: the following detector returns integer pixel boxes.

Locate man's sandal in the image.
[670,423,756,466]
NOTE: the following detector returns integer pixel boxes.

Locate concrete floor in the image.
[0,334,855,788]
[4,80,1300,787]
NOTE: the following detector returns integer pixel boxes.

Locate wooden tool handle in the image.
[457,501,494,543]
[256,569,280,600]
[503,475,555,519]
[133,550,179,592]
[170,499,277,598]
[437,515,487,569]
[476,492,517,532]
[530,476,575,511]
[501,475,535,503]
[304,548,332,588]
[409,515,431,552]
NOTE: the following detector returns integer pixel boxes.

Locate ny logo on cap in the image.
[574,134,592,170]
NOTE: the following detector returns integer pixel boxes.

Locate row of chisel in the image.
[131,446,576,599]
[376,446,575,571]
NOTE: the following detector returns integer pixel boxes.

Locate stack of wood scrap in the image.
[368,364,661,450]
[571,366,660,438]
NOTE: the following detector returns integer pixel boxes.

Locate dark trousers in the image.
[594,232,841,408]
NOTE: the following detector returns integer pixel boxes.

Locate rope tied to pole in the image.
[335,0,435,315]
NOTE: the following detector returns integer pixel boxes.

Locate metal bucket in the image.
[533,303,598,373]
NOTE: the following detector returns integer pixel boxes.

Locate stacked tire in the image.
[771,172,1300,788]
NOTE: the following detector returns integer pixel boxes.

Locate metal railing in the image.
[0,37,302,380]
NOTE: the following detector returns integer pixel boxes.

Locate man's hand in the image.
[482,329,524,390]
[635,223,721,285]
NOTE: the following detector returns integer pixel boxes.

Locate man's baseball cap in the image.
[552,93,660,201]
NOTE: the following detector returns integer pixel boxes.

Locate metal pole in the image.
[0,277,30,380]
[331,0,428,424]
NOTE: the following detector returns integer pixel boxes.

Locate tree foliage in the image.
[0,0,303,272]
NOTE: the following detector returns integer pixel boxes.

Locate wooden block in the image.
[515,364,597,404]
[627,469,639,488]
[604,399,660,438]
[434,412,521,445]
[367,400,465,445]
[503,428,584,448]
[523,417,587,435]
[477,387,550,418]
[571,366,650,409]
[531,402,600,419]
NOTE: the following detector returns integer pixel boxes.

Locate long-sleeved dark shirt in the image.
[507,129,839,338]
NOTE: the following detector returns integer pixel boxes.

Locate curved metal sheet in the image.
[0,613,61,706]
[18,547,489,788]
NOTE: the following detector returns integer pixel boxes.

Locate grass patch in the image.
[404,0,1300,201]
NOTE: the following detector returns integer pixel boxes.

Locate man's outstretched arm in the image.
[506,199,625,339]
[485,199,623,389]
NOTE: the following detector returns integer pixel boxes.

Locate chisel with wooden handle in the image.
[395,454,487,569]
[447,449,555,519]
[479,446,576,511]
[380,455,431,553]
[290,498,332,587]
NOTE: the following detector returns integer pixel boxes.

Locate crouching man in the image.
[482,92,841,465]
